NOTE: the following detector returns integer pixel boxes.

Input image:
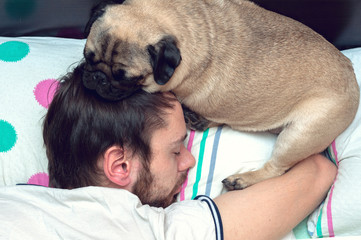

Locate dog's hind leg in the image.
[223,97,357,190]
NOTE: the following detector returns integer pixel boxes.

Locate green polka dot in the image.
[0,120,17,153]
[0,41,30,62]
[5,0,37,19]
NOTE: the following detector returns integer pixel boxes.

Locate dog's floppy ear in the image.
[84,0,126,37]
[147,36,182,85]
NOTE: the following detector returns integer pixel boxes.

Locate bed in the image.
[1,1,361,239]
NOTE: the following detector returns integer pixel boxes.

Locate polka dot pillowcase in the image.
[0,37,86,186]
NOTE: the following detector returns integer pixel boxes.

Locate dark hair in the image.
[43,62,176,189]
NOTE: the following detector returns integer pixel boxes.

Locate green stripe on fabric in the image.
[293,217,311,239]
[191,128,209,199]
[327,147,337,165]
[316,205,324,238]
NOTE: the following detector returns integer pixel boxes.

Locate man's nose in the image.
[178,144,196,172]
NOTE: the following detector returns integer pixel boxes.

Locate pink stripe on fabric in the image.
[179,130,196,201]
[327,140,338,237]
[331,140,339,165]
[187,130,196,151]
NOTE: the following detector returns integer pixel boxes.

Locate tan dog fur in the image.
[84,0,359,189]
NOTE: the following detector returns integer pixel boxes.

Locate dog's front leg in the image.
[222,121,324,190]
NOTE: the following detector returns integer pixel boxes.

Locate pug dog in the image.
[82,0,359,190]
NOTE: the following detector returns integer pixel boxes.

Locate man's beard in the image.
[132,166,187,208]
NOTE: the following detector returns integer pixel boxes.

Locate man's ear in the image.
[103,146,132,187]
[147,35,182,85]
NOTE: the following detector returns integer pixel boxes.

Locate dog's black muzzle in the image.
[82,69,141,101]
[83,70,107,90]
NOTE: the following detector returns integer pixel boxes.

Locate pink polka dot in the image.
[27,172,49,187]
[34,79,59,108]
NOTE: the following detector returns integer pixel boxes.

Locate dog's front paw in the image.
[182,104,210,131]
[222,171,261,190]
[222,174,250,191]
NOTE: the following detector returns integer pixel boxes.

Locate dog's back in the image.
[153,0,359,131]
[123,0,358,128]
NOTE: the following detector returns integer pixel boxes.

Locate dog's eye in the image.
[112,69,143,84]
[84,51,98,65]
[112,69,127,80]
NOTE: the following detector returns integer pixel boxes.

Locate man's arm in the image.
[213,154,337,240]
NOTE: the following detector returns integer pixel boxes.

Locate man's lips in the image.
[177,172,188,193]
[171,172,188,200]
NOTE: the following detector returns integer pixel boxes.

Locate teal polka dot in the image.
[0,41,30,62]
[5,0,37,19]
[0,120,17,153]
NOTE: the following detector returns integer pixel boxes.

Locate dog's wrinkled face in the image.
[82,1,182,101]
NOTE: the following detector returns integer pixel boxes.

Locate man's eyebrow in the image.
[171,133,188,146]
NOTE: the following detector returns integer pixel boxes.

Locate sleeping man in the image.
[40,62,336,240]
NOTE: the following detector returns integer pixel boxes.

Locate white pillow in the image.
[178,127,275,201]
[0,36,278,188]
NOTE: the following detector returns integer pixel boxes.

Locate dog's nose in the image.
[83,70,108,90]
[92,71,107,85]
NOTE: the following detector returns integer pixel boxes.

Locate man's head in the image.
[43,62,195,207]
